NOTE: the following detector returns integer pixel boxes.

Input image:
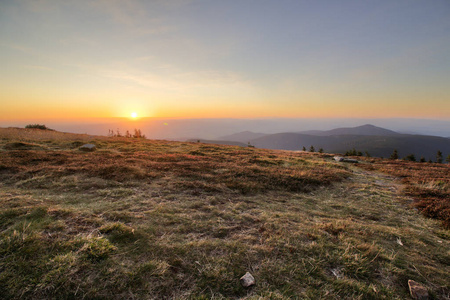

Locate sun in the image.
[131,112,138,119]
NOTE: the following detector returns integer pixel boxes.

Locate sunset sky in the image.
[1,0,450,121]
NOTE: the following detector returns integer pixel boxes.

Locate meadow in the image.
[0,128,449,299]
[359,158,450,229]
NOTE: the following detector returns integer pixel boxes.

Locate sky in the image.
[1,0,450,121]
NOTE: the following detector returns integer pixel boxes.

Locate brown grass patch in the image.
[359,158,450,228]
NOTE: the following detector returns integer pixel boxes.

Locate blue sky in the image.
[1,0,449,120]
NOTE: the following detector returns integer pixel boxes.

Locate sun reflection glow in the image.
[131,112,138,118]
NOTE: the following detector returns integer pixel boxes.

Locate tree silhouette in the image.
[390,149,399,160]
[436,150,443,163]
[404,154,416,162]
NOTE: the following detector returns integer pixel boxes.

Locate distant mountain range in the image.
[201,124,450,161]
[296,124,401,137]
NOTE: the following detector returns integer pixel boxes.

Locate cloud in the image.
[5,43,34,54]
[103,68,250,91]
[88,0,174,35]
[21,65,54,71]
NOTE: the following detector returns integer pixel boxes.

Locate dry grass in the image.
[358,158,450,229]
[0,128,449,299]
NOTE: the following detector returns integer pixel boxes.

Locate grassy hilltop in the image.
[0,128,449,299]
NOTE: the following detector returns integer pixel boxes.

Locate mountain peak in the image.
[302,124,401,136]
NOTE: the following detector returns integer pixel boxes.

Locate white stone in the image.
[240,272,255,287]
[79,144,96,152]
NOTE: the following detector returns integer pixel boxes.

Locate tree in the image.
[390,149,398,160]
[404,154,416,162]
[345,148,357,156]
[436,150,443,163]
[365,151,371,158]
[446,154,450,164]
[309,145,315,152]
[318,148,324,153]
[419,156,426,163]
[302,146,306,151]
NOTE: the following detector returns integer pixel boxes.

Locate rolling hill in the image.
[207,124,450,160]
[298,124,401,136]
[218,131,268,143]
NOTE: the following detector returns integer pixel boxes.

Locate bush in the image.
[25,124,52,130]
[403,154,416,162]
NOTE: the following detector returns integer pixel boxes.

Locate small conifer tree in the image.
[309,145,315,152]
[436,150,443,163]
[390,149,398,160]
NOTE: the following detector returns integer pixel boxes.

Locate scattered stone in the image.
[330,267,343,279]
[79,143,97,152]
[408,280,428,300]
[334,156,358,163]
[240,272,255,287]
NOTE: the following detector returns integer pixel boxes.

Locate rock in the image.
[408,280,428,300]
[240,272,255,287]
[330,267,343,279]
[334,156,358,163]
[79,144,96,152]
[343,158,358,163]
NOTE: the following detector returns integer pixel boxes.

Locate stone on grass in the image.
[408,280,428,300]
[240,272,255,287]
[79,144,96,152]
[334,156,358,163]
